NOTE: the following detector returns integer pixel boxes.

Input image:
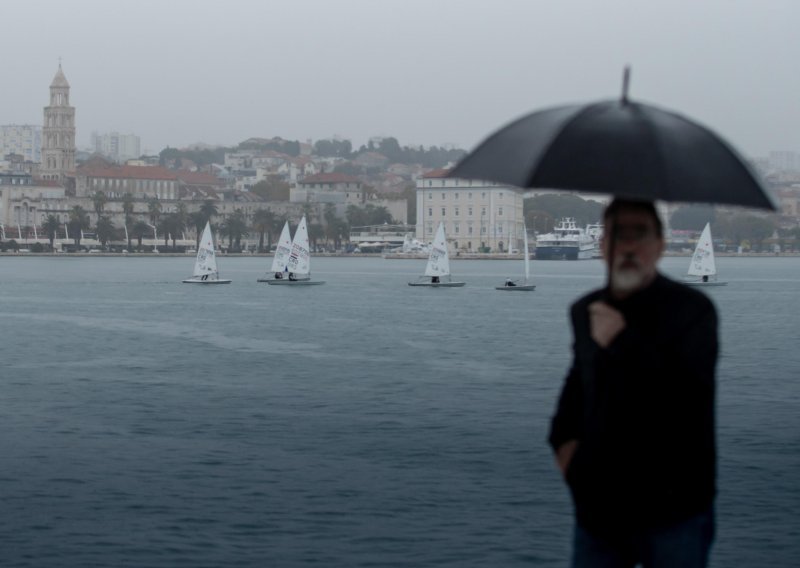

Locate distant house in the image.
[292,172,364,206]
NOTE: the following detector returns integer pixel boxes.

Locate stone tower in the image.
[40,63,76,183]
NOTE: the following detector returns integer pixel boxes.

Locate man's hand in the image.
[588,301,626,348]
[556,439,579,476]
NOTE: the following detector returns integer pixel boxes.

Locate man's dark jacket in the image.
[549,273,718,536]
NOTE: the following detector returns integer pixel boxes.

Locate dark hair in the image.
[603,198,663,237]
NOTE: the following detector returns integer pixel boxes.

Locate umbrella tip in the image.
[621,66,631,104]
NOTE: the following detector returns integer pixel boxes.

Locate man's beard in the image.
[610,258,646,292]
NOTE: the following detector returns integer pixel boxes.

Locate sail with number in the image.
[270,221,293,273]
[424,222,451,277]
[194,221,219,277]
[286,216,311,276]
[688,223,717,277]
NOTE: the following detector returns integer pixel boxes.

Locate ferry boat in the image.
[535,218,597,260]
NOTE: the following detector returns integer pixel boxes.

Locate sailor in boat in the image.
[431,276,440,284]
[274,271,283,279]
[288,272,297,281]
[702,275,708,283]
[505,278,517,287]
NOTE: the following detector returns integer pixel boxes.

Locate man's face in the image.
[602,207,664,295]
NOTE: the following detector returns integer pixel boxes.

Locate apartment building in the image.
[416,169,524,253]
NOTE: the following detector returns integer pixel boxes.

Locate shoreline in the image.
[1,251,798,259]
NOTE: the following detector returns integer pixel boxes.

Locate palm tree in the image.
[122,193,135,251]
[92,190,107,220]
[160,212,184,249]
[251,208,275,252]
[225,210,249,251]
[42,214,60,251]
[131,220,152,251]
[199,200,218,224]
[147,197,162,225]
[188,211,206,247]
[68,205,89,247]
[95,216,116,248]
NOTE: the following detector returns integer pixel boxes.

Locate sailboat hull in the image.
[495,284,536,291]
[182,278,232,284]
[408,281,465,287]
[683,280,727,287]
[265,279,325,286]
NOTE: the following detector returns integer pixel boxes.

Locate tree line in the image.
[31,195,397,253]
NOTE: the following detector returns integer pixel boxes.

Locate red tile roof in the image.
[422,168,451,179]
[175,171,223,185]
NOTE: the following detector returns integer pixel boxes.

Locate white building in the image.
[0,125,42,162]
[91,131,141,163]
[416,169,525,253]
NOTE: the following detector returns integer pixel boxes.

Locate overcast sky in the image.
[2,0,797,157]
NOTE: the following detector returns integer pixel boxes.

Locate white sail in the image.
[687,223,717,277]
[270,221,293,273]
[523,226,531,282]
[193,221,219,278]
[424,222,451,277]
[286,215,311,276]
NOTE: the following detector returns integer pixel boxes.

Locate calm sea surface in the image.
[0,255,798,567]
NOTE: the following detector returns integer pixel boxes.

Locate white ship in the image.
[535,218,597,260]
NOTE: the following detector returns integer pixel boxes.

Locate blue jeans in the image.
[571,508,714,568]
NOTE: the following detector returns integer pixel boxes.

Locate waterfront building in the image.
[40,64,76,183]
[0,125,42,163]
[0,171,65,229]
[415,169,524,253]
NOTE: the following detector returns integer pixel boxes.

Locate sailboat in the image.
[408,222,465,287]
[265,216,325,286]
[257,220,292,282]
[182,221,231,284]
[684,222,727,286]
[496,225,536,291]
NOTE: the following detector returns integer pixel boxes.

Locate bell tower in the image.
[41,63,76,183]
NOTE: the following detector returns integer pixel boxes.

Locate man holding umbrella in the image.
[548,197,717,567]
[449,69,775,567]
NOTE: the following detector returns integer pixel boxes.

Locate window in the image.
[455,207,459,217]
[498,207,503,216]
[482,192,486,199]
[440,180,445,186]
[428,193,432,199]
[468,226,473,235]
[481,207,486,216]
[441,207,446,216]
[481,226,486,235]
[428,208,432,217]
[441,193,446,199]
[455,193,459,199]
[468,193,472,199]
[468,207,473,216]
[500,192,504,199]
[428,181,432,187]
[454,223,460,234]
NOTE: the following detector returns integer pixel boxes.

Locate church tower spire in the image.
[41,62,76,183]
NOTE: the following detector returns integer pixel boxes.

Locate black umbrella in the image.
[449,69,775,211]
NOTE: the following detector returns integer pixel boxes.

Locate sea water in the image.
[0,255,797,567]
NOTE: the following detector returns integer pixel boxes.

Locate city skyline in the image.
[2,0,798,158]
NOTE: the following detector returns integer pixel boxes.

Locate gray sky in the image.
[2,0,797,157]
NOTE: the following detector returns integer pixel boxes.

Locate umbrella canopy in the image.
[450,86,775,211]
